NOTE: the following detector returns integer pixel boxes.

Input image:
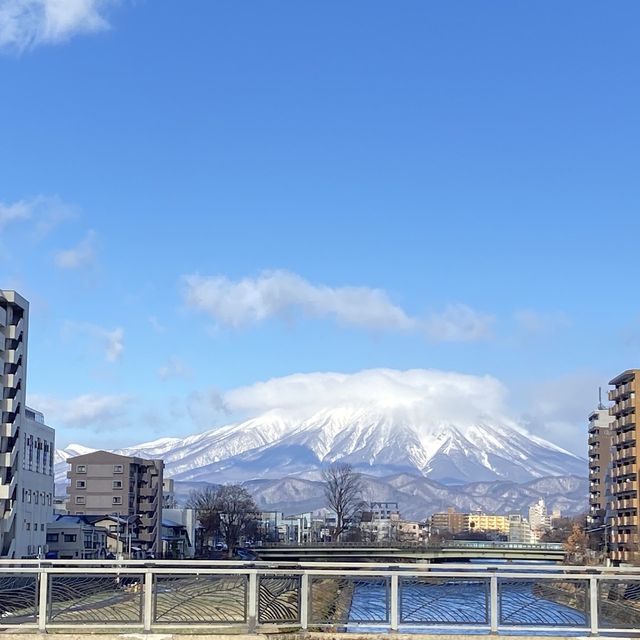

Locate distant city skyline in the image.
[1,1,639,453]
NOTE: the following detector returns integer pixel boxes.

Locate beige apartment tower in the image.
[608,370,640,565]
[587,406,614,552]
[67,451,164,555]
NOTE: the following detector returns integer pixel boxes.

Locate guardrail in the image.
[1,560,639,635]
[444,540,565,550]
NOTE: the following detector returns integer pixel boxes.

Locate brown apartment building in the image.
[608,370,640,565]
[430,508,465,535]
[67,451,164,555]
[587,406,614,552]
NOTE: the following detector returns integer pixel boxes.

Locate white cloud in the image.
[224,368,513,430]
[0,195,75,235]
[158,356,190,381]
[64,321,124,362]
[514,309,570,336]
[515,370,605,454]
[425,303,495,342]
[0,0,117,52]
[183,270,493,342]
[183,270,416,332]
[0,199,31,229]
[29,392,131,429]
[54,229,96,269]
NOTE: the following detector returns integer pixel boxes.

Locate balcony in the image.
[613,431,637,446]
[615,447,636,463]
[4,341,23,366]
[0,398,18,413]
[0,446,17,469]
[3,373,20,389]
[612,497,635,510]
[613,463,638,478]
[618,414,636,429]
[0,474,17,500]
[615,480,638,494]
[0,421,17,439]
[6,317,23,341]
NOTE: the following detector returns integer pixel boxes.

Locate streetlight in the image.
[126,514,143,559]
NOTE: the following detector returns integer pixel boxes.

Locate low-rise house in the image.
[83,514,142,558]
[161,518,192,558]
[162,508,197,557]
[46,515,108,559]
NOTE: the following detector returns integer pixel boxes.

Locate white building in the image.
[528,498,552,537]
[508,514,537,543]
[1,290,55,558]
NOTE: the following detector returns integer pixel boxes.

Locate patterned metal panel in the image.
[400,577,489,625]
[0,574,37,624]
[153,574,247,624]
[599,580,640,629]
[499,579,588,627]
[47,574,143,624]
[258,575,301,624]
[310,576,389,625]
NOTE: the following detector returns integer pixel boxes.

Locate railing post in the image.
[390,573,399,632]
[143,570,153,632]
[489,574,498,633]
[300,573,309,630]
[38,569,48,632]
[589,576,599,636]
[248,570,258,633]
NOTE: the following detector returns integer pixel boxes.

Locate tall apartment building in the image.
[608,370,640,565]
[587,405,614,551]
[528,498,552,537]
[430,507,466,535]
[67,450,164,554]
[1,291,55,558]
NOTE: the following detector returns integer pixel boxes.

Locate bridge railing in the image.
[1,560,639,635]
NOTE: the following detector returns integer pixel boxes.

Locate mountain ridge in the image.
[55,405,585,488]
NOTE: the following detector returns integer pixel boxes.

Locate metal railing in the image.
[1,560,640,635]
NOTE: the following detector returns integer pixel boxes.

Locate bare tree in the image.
[564,522,589,565]
[322,462,364,542]
[188,484,259,557]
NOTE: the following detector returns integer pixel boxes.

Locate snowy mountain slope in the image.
[167,473,587,521]
[55,405,585,486]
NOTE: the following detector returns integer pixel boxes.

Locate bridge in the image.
[254,540,566,563]
[1,558,639,637]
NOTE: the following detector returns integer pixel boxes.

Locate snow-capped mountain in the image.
[55,405,585,487]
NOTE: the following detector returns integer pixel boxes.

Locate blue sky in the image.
[1,0,639,453]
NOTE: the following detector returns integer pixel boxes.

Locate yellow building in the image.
[465,513,510,535]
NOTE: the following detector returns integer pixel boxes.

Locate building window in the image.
[26,522,30,531]
[75,496,86,505]
[113,464,124,474]
[76,464,87,473]
[112,496,122,505]
[48,494,52,506]
[64,534,77,543]
[76,480,86,489]
[113,480,123,489]
[46,533,59,543]
[34,492,39,505]
[41,524,45,531]
[109,525,118,532]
